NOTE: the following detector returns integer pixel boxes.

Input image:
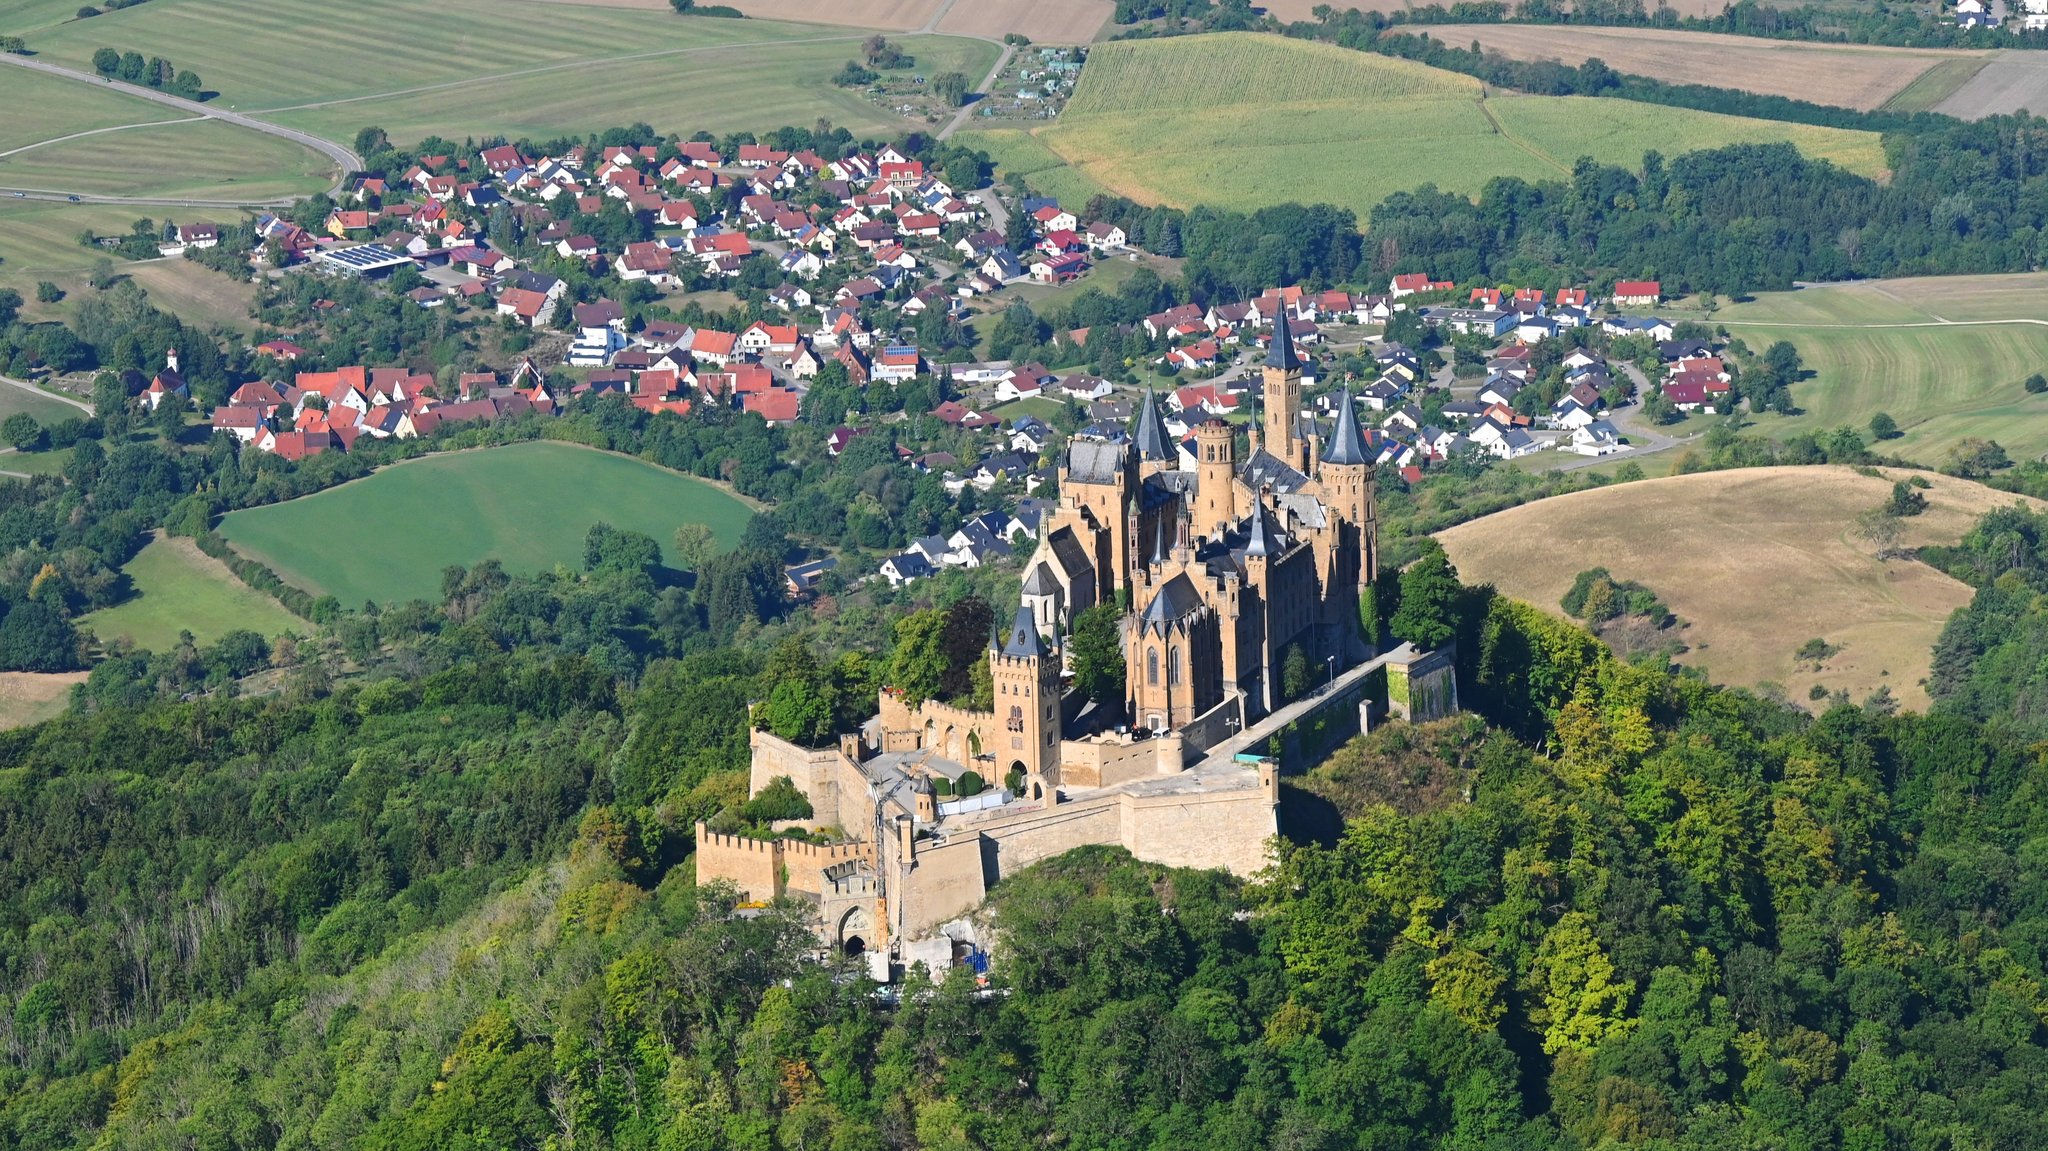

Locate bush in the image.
[1808,683,1829,701]
[1869,411,1900,440]
[34,282,61,304]
[956,770,985,797]
[833,60,877,87]
[931,777,953,797]
[2027,373,2047,394]
[76,6,100,17]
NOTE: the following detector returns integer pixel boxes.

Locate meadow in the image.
[0,671,86,730]
[0,382,90,429]
[0,199,262,330]
[1421,25,1984,112]
[20,0,994,143]
[0,66,182,155]
[1436,465,2043,711]
[1670,273,2048,464]
[970,34,1887,221]
[217,442,756,608]
[0,120,334,201]
[80,532,305,651]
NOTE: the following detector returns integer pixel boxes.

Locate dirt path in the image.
[1474,92,1571,178]
[0,374,91,413]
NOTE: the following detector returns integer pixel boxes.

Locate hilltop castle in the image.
[702,319,1384,968]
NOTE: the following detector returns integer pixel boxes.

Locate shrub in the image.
[956,770,985,797]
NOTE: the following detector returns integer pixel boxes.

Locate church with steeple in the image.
[1024,312,1379,724]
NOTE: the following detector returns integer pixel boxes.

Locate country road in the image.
[0,374,92,414]
[0,52,359,206]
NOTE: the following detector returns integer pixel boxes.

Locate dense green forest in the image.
[3,526,2048,1148]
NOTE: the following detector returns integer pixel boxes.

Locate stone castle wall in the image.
[693,822,868,902]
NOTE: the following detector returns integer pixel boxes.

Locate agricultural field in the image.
[80,532,305,651]
[972,34,1886,221]
[18,0,993,143]
[0,382,90,429]
[0,66,182,156]
[0,671,86,731]
[1933,50,2048,119]
[217,442,756,608]
[0,199,263,331]
[1436,465,2042,711]
[935,0,1112,44]
[1421,25,1985,112]
[1668,273,2048,464]
[0,119,333,201]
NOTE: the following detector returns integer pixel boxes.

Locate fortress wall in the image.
[778,839,869,896]
[748,728,848,828]
[1059,733,1182,789]
[902,835,988,938]
[1118,778,1278,877]
[693,823,783,902]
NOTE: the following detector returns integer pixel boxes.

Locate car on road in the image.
[9,192,22,198]
[66,195,80,202]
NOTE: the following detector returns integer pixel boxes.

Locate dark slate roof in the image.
[1241,499,1284,558]
[1021,561,1059,595]
[1323,387,1370,467]
[1265,307,1301,372]
[1132,388,1176,463]
[1140,572,1205,626]
[1000,604,1052,658]
[1238,448,1310,495]
[1066,438,1126,485]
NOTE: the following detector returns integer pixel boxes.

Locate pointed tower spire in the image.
[1265,309,1300,372]
[1323,386,1370,467]
[1001,604,1051,659]
[1132,387,1175,465]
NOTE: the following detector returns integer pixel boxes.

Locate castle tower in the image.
[991,605,1062,791]
[1319,386,1375,531]
[1263,312,1303,470]
[1132,387,1177,478]
[1241,498,1283,714]
[1317,386,1378,654]
[1193,419,1236,540]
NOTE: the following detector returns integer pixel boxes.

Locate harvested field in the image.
[731,0,942,29]
[1423,25,1983,111]
[0,671,85,731]
[1436,466,2044,712]
[1935,50,2048,119]
[937,0,1114,44]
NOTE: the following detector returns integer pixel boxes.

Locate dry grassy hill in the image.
[1435,466,2043,712]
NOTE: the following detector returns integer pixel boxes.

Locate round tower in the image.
[1193,419,1236,540]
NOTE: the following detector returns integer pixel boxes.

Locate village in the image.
[138,130,1730,594]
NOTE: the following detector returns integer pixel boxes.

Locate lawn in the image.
[1436,465,2047,712]
[217,442,757,608]
[1668,272,2048,464]
[966,33,1888,221]
[80,532,305,651]
[0,119,334,201]
[22,0,995,142]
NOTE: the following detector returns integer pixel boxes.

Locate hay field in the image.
[268,34,997,144]
[1436,466,2042,711]
[1934,51,2048,119]
[732,0,941,27]
[976,34,1885,220]
[0,67,183,155]
[1422,25,1985,111]
[218,443,755,608]
[0,671,85,731]
[82,533,304,652]
[1668,273,2048,465]
[0,201,157,307]
[24,0,994,141]
[937,0,1113,44]
[0,120,333,201]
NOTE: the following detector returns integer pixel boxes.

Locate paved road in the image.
[936,15,1015,143]
[0,374,92,414]
[0,52,359,205]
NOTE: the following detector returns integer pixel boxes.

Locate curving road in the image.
[0,52,359,206]
[0,374,92,414]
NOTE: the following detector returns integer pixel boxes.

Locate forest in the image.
[4,536,2048,1149]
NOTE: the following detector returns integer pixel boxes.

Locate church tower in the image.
[991,605,1062,791]
[1262,310,1303,471]
[1193,419,1236,540]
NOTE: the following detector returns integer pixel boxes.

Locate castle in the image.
[700,318,1381,968]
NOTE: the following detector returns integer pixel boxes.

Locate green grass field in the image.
[1879,55,1993,113]
[81,532,305,650]
[970,33,1888,220]
[20,0,994,143]
[0,381,89,428]
[217,442,756,607]
[1669,273,2048,464]
[0,119,334,201]
[0,66,182,154]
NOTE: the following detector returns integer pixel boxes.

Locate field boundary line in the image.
[1718,317,2048,329]
[0,116,205,159]
[1473,92,1572,178]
